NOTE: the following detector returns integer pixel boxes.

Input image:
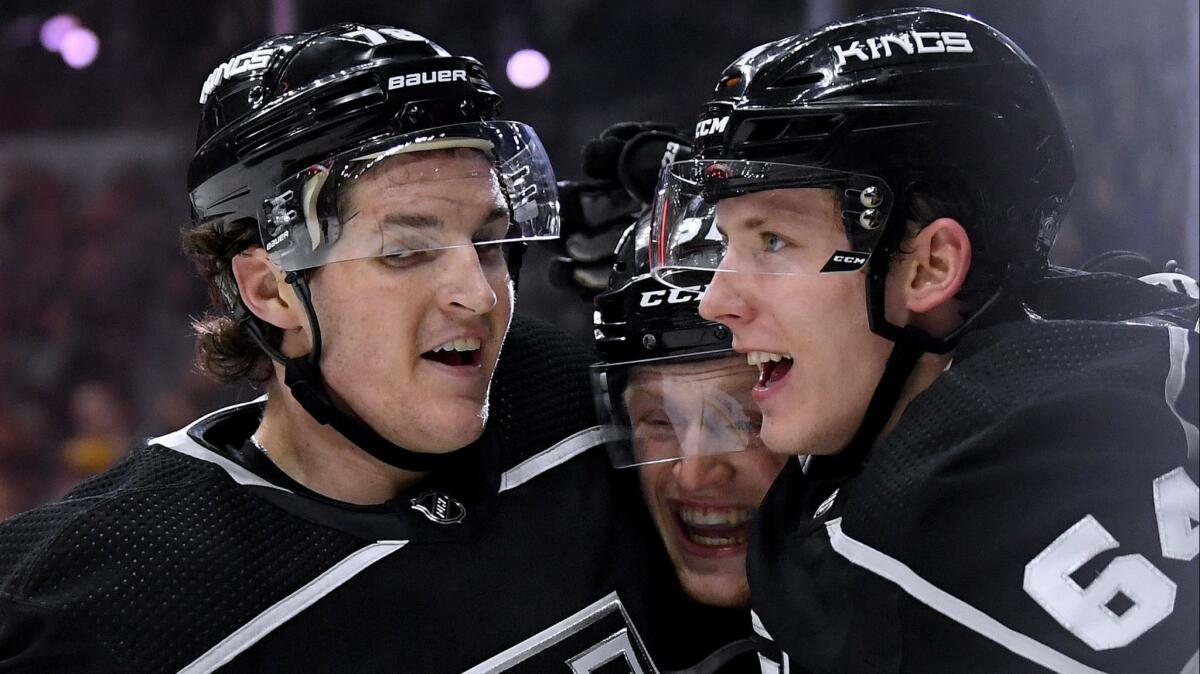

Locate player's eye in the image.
[379,249,430,268]
[762,232,788,253]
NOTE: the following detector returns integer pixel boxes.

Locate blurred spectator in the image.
[55,381,132,491]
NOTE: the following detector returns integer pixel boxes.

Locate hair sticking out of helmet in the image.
[182,23,558,473]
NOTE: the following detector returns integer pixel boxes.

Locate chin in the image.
[679,571,751,609]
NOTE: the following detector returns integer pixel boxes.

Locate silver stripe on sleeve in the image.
[825,518,1105,674]
[499,425,624,492]
[179,541,408,673]
[1165,326,1198,460]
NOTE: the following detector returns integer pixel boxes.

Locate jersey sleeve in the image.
[863,380,1199,672]
[0,594,120,672]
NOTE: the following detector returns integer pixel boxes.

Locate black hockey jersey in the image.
[749,273,1199,673]
[0,316,750,673]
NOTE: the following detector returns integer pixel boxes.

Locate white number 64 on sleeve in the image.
[1023,467,1197,651]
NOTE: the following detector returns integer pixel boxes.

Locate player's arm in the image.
[883,376,1198,672]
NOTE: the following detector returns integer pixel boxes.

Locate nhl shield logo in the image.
[410,491,466,524]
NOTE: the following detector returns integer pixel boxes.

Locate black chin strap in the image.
[814,249,1015,478]
[244,272,463,473]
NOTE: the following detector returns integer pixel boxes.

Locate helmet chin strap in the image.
[812,241,1009,477]
[244,271,465,473]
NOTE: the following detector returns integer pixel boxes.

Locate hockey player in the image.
[649,8,1200,672]
[592,217,788,671]
[0,24,743,672]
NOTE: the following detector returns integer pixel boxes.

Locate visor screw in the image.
[403,105,425,128]
[859,209,880,230]
[247,85,266,109]
[859,186,882,209]
[641,333,657,350]
[713,325,729,340]
[460,98,476,116]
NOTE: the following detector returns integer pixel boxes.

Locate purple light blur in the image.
[506,49,550,89]
[39,14,79,52]
[60,27,99,69]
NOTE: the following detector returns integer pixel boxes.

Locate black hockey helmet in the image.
[593,217,762,468]
[186,24,560,472]
[594,217,731,364]
[652,7,1074,342]
[648,8,1075,468]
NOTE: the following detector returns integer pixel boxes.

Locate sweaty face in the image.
[628,356,787,607]
[698,188,894,456]
[309,150,513,453]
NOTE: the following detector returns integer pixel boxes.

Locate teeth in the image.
[746,351,790,366]
[433,337,481,353]
[690,534,746,547]
[678,505,753,527]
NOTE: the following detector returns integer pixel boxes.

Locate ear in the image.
[896,217,972,315]
[230,248,305,331]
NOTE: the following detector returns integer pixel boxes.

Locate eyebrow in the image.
[715,216,766,239]
[380,206,511,232]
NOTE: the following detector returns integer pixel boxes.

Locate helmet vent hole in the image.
[771,71,825,88]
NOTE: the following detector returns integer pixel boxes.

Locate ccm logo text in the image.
[695,116,730,138]
[640,285,707,307]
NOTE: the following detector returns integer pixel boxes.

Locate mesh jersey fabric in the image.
[0,315,751,673]
[748,274,1199,673]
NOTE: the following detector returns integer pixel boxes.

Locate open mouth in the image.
[673,503,753,549]
[747,351,793,388]
[421,338,483,367]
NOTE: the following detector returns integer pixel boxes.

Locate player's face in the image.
[699,188,894,456]
[309,150,513,453]
[628,356,788,608]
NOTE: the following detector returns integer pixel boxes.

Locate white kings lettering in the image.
[694,116,730,138]
[387,69,468,90]
[639,285,707,307]
[199,47,277,104]
[832,30,972,69]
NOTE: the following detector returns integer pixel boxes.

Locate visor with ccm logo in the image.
[648,159,893,290]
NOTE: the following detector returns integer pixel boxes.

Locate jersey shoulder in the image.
[0,417,366,672]
[490,313,602,470]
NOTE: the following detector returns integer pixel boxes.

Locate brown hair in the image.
[181,218,280,383]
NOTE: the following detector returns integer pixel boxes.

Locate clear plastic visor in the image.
[260,121,559,271]
[591,350,766,468]
[648,159,892,288]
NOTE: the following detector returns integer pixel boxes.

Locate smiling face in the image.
[698,187,894,456]
[626,355,788,607]
[309,149,513,453]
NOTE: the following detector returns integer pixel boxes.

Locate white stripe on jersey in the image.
[1165,326,1198,460]
[179,541,408,673]
[750,610,789,674]
[824,518,1105,674]
[499,425,623,492]
[151,396,292,493]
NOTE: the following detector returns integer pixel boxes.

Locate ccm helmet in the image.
[188,24,559,471]
[593,216,763,467]
[649,7,1074,465]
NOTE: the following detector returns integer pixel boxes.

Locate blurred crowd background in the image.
[0,0,1197,517]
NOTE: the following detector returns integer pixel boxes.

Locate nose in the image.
[698,270,751,325]
[671,454,734,492]
[438,245,500,315]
